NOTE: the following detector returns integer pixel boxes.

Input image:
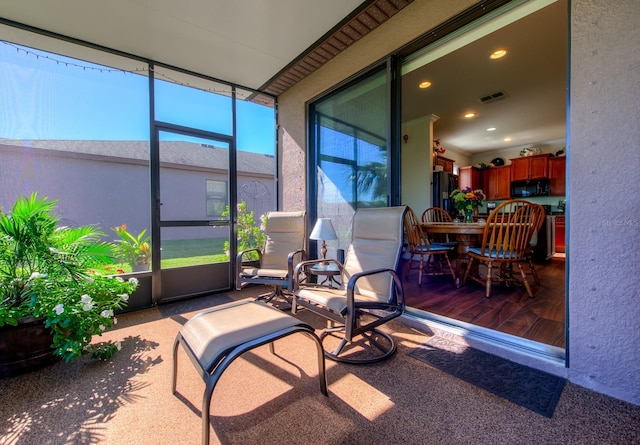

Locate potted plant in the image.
[0,193,138,376]
[112,225,151,272]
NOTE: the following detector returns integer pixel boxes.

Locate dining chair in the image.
[291,206,406,364]
[404,207,457,286]
[236,211,306,303]
[421,207,458,247]
[520,203,546,284]
[462,200,542,298]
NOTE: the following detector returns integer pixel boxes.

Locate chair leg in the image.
[418,254,424,286]
[444,254,456,283]
[462,257,474,285]
[517,263,535,297]
[529,258,540,284]
[485,262,493,298]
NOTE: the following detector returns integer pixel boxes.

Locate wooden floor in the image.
[402,256,566,348]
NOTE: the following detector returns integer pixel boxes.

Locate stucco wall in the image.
[568,0,640,404]
[278,0,640,405]
[278,0,477,211]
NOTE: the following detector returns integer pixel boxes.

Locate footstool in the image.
[172,299,328,445]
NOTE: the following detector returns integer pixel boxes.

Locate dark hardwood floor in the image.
[402,257,566,348]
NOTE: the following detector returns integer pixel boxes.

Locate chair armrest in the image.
[344,268,404,339]
[236,248,263,279]
[286,249,307,289]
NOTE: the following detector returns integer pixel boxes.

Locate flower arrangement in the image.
[450,187,486,219]
[0,193,138,363]
[112,224,151,267]
[433,138,446,155]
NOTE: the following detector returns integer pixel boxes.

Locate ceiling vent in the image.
[478,90,509,104]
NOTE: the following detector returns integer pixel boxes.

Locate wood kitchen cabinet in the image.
[458,166,481,190]
[549,156,566,196]
[555,215,566,253]
[510,154,551,181]
[481,165,511,200]
[434,155,455,173]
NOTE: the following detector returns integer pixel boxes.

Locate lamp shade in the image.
[309,218,338,241]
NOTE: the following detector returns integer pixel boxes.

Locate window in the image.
[206,180,228,217]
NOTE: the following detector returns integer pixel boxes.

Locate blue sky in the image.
[0,41,275,155]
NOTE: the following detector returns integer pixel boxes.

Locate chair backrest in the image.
[528,203,546,247]
[421,207,453,223]
[480,200,541,259]
[342,206,406,301]
[404,206,430,252]
[261,211,306,269]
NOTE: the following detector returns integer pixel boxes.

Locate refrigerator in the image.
[432,171,458,217]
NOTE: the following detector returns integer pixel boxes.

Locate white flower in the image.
[128,277,138,285]
[115,341,122,351]
[100,309,114,318]
[54,304,64,315]
[99,324,106,331]
[28,272,46,280]
[113,317,118,325]
[118,293,129,301]
[80,294,93,304]
[82,303,94,311]
[115,276,124,282]
[85,276,94,284]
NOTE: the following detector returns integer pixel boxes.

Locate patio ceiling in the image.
[0,0,413,95]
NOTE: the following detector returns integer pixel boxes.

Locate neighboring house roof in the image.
[0,139,275,176]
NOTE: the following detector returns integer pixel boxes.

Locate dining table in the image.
[421,221,487,287]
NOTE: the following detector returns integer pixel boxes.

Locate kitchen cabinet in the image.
[481,165,511,200]
[555,215,565,253]
[434,155,455,173]
[549,156,566,196]
[458,166,481,190]
[510,154,551,181]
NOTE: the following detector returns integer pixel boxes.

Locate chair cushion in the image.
[295,285,384,315]
[468,247,521,259]
[180,300,303,373]
[261,211,305,269]
[239,267,288,280]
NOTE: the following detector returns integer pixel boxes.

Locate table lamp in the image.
[309,218,338,263]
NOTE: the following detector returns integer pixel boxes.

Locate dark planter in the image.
[0,317,59,378]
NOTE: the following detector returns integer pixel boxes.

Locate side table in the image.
[308,263,341,288]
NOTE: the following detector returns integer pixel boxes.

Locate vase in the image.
[463,209,474,223]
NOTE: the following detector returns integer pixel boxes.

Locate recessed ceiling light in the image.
[490,49,507,59]
[504,137,512,142]
[419,81,432,89]
[464,112,477,119]
[487,127,496,131]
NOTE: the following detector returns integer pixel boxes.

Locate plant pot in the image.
[0,317,59,378]
[132,263,150,272]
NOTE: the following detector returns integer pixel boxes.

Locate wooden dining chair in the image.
[462,200,542,298]
[520,203,546,285]
[404,207,456,286]
[421,207,457,247]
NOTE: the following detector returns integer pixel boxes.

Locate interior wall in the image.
[278,0,640,405]
[401,116,434,212]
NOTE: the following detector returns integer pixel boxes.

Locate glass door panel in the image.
[157,129,232,303]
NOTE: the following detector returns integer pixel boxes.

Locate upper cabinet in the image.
[510,154,551,181]
[549,156,566,196]
[434,155,455,174]
[458,166,481,190]
[481,165,511,200]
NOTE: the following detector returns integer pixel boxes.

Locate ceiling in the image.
[401,0,567,154]
[0,0,566,155]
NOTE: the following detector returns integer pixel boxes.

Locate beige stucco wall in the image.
[278,0,640,405]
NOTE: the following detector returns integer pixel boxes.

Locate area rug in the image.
[408,336,566,418]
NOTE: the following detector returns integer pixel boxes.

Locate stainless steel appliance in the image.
[532,205,556,261]
[432,171,458,216]
[511,179,550,197]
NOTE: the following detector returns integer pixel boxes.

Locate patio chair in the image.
[462,200,541,298]
[236,211,306,303]
[291,206,406,364]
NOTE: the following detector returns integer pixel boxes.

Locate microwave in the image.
[511,179,550,198]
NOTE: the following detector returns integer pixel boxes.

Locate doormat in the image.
[408,336,566,418]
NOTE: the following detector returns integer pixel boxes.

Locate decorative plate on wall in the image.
[491,157,505,166]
